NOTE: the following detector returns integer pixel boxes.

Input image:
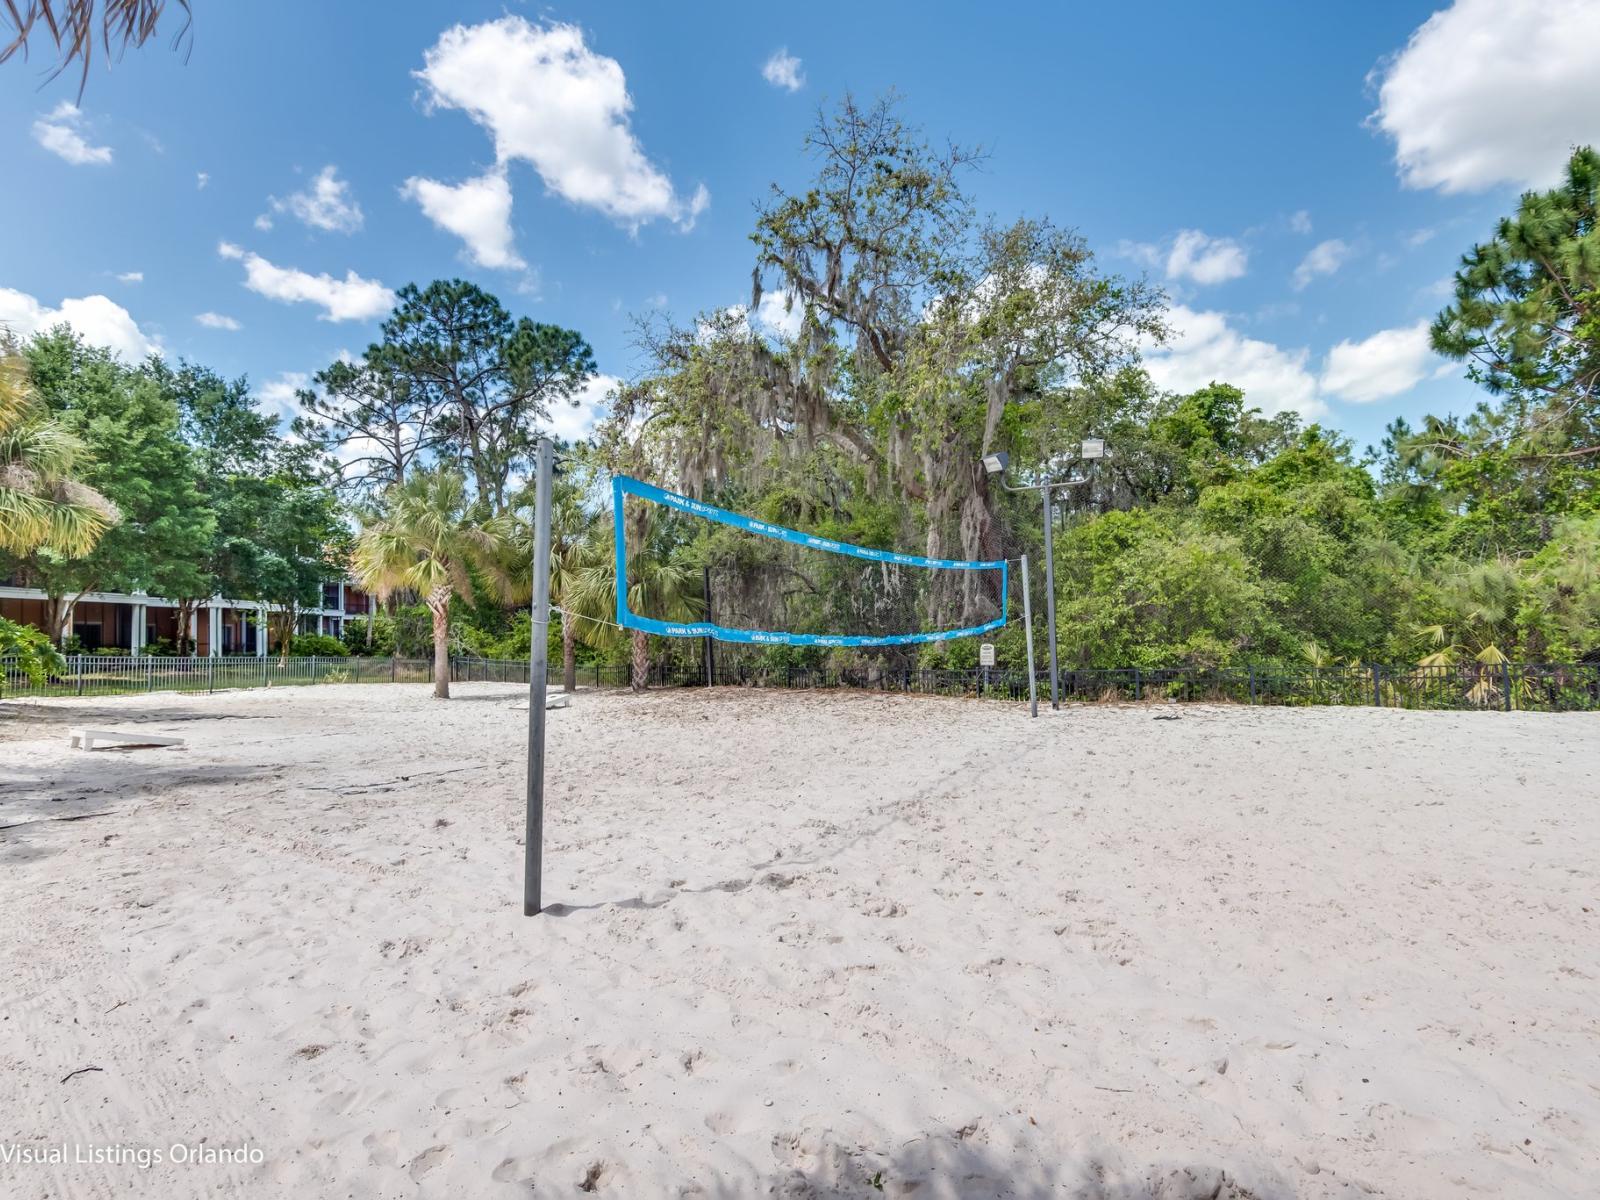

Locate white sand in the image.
[1,683,1596,1198]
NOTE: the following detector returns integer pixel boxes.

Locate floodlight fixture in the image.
[981,451,1010,476]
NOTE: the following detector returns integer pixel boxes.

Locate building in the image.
[0,577,376,656]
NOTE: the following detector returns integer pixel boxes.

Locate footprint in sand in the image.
[407,1144,450,1180]
[704,1110,739,1134]
[361,1130,401,1168]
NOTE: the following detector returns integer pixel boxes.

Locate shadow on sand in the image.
[585,1141,1285,1199]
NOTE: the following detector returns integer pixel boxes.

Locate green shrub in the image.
[290,633,349,657]
[1,616,64,690]
[340,611,398,656]
[345,605,433,658]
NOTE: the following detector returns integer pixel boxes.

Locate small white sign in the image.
[979,643,996,667]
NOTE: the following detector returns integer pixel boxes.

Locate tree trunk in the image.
[366,600,375,649]
[275,607,295,665]
[46,593,73,646]
[175,598,197,656]
[630,629,649,692]
[956,462,1004,624]
[429,588,451,699]
[562,615,577,693]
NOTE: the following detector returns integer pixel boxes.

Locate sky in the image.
[3,0,1599,457]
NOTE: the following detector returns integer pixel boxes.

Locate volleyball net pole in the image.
[524,437,554,917]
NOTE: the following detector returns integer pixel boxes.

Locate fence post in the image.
[1134,666,1142,701]
[1502,661,1513,712]
[146,656,154,692]
[207,655,215,694]
[1248,665,1256,705]
[74,653,84,696]
[1372,665,1382,708]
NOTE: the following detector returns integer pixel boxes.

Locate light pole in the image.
[982,438,1106,711]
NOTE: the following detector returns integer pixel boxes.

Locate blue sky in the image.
[3,0,1598,455]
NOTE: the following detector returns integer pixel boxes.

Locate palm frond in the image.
[1,0,192,98]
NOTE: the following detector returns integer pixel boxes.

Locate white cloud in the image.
[1145,310,1454,415]
[115,271,143,284]
[217,242,394,322]
[755,289,803,339]
[1319,321,1441,404]
[1292,238,1351,290]
[1116,240,1162,271]
[1370,0,1600,193]
[262,165,364,234]
[1122,230,1247,285]
[196,171,209,189]
[547,373,618,443]
[255,372,309,423]
[1166,230,1248,285]
[0,287,160,360]
[1143,305,1323,419]
[401,168,525,269]
[762,48,804,92]
[195,311,242,331]
[31,102,112,166]
[415,17,709,231]
[1289,210,1313,235]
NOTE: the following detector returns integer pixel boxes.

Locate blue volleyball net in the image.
[613,475,1007,648]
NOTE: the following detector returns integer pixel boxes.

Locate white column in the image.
[208,604,222,657]
[131,602,145,655]
[256,604,268,657]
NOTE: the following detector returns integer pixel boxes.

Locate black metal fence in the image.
[3,654,1598,712]
[670,660,1600,713]
[0,654,439,698]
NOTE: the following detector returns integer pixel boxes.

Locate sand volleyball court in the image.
[2,683,1596,1198]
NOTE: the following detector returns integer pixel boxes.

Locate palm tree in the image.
[1414,560,1520,706]
[352,468,507,699]
[550,497,600,692]
[569,509,700,692]
[0,344,117,558]
[501,483,605,692]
